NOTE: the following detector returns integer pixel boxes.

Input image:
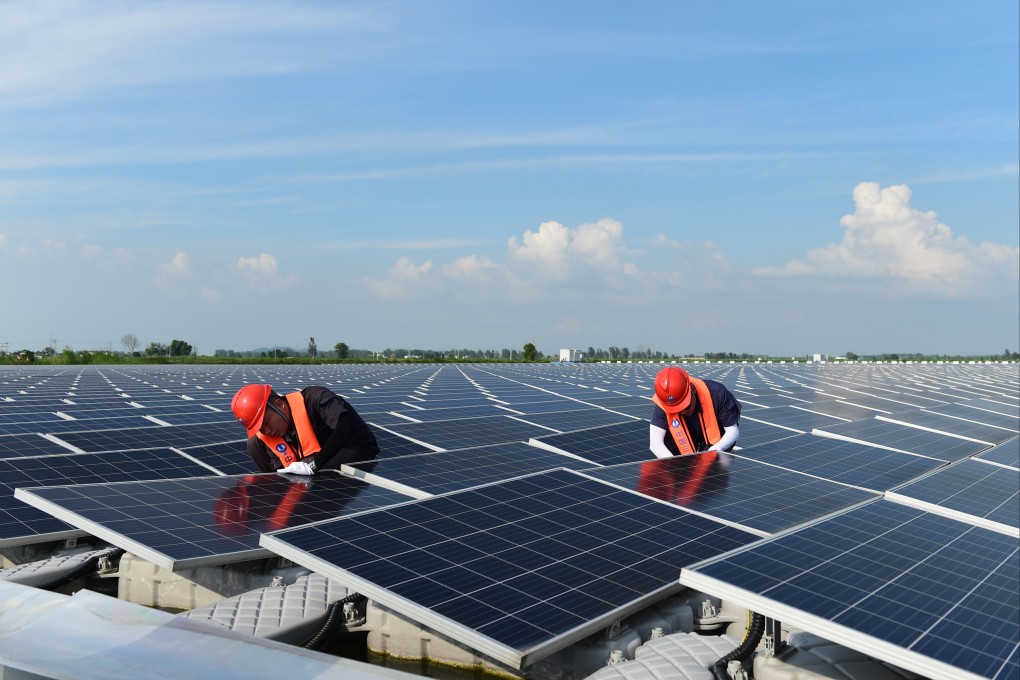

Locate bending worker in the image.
[649,366,741,458]
[231,383,379,475]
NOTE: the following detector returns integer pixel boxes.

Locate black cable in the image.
[301,592,367,650]
[711,611,765,680]
[37,547,124,592]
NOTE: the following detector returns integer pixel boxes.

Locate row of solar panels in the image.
[2,363,1018,678]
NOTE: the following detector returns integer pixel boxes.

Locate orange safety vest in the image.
[651,378,722,455]
[255,392,322,466]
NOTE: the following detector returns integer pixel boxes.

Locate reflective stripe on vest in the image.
[651,378,722,455]
[256,392,322,466]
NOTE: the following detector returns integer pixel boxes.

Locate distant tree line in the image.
[2,337,1017,365]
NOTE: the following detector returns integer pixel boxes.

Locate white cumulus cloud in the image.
[757,182,1020,296]
[236,253,278,275]
[158,251,190,275]
[364,257,434,298]
[507,218,632,279]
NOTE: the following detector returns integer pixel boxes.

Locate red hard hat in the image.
[231,383,272,437]
[655,367,692,413]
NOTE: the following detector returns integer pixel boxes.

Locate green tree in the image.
[845,352,859,360]
[144,342,168,357]
[308,337,317,358]
[168,339,193,357]
[522,342,537,361]
[335,342,349,359]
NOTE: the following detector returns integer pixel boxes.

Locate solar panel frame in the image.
[261,468,761,669]
[680,500,1019,680]
[813,418,988,461]
[887,460,1020,534]
[15,472,416,570]
[975,438,1020,469]
[343,442,598,497]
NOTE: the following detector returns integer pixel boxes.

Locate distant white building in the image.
[559,348,583,362]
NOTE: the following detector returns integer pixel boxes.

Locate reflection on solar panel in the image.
[814,418,987,461]
[732,434,946,491]
[681,500,1020,680]
[977,438,1020,468]
[530,421,651,465]
[344,442,596,497]
[261,468,760,668]
[888,460,1019,532]
[385,415,554,450]
[49,421,242,452]
[0,448,224,547]
[579,453,877,535]
[15,472,414,570]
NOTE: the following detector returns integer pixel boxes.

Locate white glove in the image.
[278,460,316,476]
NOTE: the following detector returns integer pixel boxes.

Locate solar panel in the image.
[0,448,223,547]
[530,420,652,465]
[888,460,1019,533]
[371,426,440,458]
[344,442,597,497]
[174,442,252,476]
[976,438,1020,469]
[877,412,1016,446]
[926,404,1020,431]
[731,433,946,491]
[578,453,877,535]
[734,418,804,449]
[47,421,243,452]
[814,418,987,461]
[681,500,1019,680]
[15,472,414,570]
[512,408,638,432]
[739,405,849,431]
[0,433,80,459]
[384,415,555,450]
[260,468,761,669]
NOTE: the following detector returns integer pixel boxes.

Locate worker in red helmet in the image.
[649,366,741,458]
[231,383,379,475]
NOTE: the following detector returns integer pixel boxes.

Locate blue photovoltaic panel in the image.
[734,418,802,449]
[175,442,253,476]
[739,405,848,432]
[385,415,554,450]
[878,412,1016,445]
[49,421,243,452]
[814,418,987,461]
[0,448,223,547]
[371,427,438,458]
[731,434,946,491]
[790,400,884,422]
[345,442,596,496]
[681,500,1020,680]
[145,411,235,426]
[976,438,1019,469]
[579,453,877,535]
[513,409,637,433]
[0,433,79,459]
[925,404,1020,431]
[15,472,414,570]
[890,460,1019,530]
[530,421,651,465]
[261,468,760,669]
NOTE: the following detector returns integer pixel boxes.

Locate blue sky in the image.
[1,0,1017,357]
